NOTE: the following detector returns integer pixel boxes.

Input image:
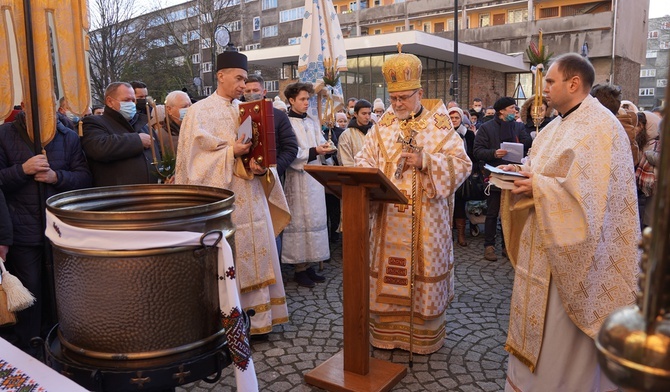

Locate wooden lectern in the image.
[304,166,408,392]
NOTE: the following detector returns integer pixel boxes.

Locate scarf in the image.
[636,138,659,197]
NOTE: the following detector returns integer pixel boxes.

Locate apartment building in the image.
[125,0,649,108]
[639,16,669,110]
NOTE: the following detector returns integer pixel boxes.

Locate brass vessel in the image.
[596,103,670,390]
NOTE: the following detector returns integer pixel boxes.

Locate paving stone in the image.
[177,233,515,391]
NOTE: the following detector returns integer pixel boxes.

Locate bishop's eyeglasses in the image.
[388,89,419,104]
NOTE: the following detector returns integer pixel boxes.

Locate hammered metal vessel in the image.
[46,184,235,361]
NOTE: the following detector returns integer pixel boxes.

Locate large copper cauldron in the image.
[46,184,235,362]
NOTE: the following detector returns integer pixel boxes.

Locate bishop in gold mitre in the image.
[354,44,472,354]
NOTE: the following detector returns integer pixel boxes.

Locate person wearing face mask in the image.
[81,81,160,186]
[130,81,149,116]
[56,97,77,130]
[355,48,471,355]
[160,90,192,155]
[473,96,532,261]
[346,97,357,120]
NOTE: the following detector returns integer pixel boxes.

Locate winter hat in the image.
[373,98,384,112]
[493,97,516,113]
[273,96,287,112]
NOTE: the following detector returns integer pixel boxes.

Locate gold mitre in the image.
[382,43,422,93]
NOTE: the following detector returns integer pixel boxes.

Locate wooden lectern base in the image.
[305,351,407,392]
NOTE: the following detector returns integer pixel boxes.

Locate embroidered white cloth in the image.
[44,210,259,392]
[0,337,88,391]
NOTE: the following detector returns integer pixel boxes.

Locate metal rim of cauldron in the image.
[50,242,235,258]
[46,184,235,230]
[57,326,228,361]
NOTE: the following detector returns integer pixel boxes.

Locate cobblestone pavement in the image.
[179,224,514,392]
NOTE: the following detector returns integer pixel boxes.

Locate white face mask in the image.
[348,108,355,115]
[473,106,482,113]
[178,108,188,121]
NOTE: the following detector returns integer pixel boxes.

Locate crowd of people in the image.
[0,47,664,390]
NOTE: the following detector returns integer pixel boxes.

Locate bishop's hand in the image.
[400,151,423,170]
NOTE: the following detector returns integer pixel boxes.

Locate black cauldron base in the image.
[43,325,233,391]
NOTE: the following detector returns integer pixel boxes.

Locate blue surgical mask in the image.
[118,101,136,120]
[179,108,188,121]
[505,113,516,122]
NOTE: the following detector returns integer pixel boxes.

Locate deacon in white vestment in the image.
[281,82,332,288]
[500,53,639,391]
[174,49,290,336]
[355,47,471,354]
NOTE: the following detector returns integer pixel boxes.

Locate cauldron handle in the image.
[200,351,225,384]
[200,230,223,248]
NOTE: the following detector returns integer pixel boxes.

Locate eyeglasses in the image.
[389,89,419,104]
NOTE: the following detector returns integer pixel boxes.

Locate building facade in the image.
[110,0,650,109]
[639,15,669,110]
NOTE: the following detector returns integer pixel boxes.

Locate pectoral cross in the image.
[394,130,423,179]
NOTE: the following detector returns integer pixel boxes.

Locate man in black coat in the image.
[81,82,160,186]
[473,97,532,261]
[0,110,91,356]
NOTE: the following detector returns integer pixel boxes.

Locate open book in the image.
[484,164,528,190]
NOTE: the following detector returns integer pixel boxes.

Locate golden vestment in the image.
[502,95,640,378]
[355,100,472,354]
[174,93,291,334]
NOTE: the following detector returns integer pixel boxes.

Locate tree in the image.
[88,0,148,104]
[149,0,240,96]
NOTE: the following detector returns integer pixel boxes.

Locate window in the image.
[647,50,658,58]
[434,22,444,33]
[181,32,188,44]
[188,30,198,41]
[149,38,165,48]
[224,20,242,32]
[280,7,304,23]
[253,17,261,31]
[539,7,559,18]
[508,9,528,24]
[262,25,278,37]
[264,80,279,92]
[662,21,670,30]
[245,43,261,50]
[204,86,212,95]
[191,53,200,64]
[201,13,212,23]
[657,79,667,88]
[288,37,301,45]
[661,41,670,50]
[648,30,660,39]
[201,38,211,49]
[641,69,656,77]
[639,88,655,96]
[221,0,240,7]
[349,1,358,11]
[202,61,212,73]
[262,0,277,10]
[423,23,430,33]
[395,26,405,32]
[173,56,185,66]
[479,13,490,27]
[447,18,462,31]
